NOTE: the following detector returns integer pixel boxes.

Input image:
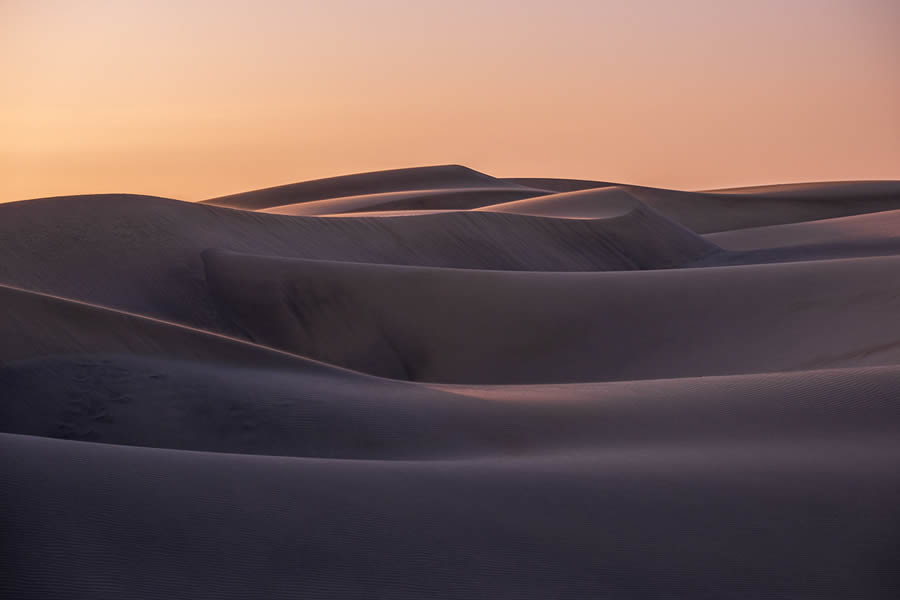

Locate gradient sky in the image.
[3,0,899,202]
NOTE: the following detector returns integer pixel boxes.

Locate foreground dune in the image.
[4,432,899,599]
[4,166,900,598]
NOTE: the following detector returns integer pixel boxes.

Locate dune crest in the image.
[201,164,542,210]
[260,187,547,216]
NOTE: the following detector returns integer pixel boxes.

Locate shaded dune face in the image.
[5,166,900,599]
[203,250,900,383]
[4,355,900,459]
[0,283,324,370]
[0,193,717,334]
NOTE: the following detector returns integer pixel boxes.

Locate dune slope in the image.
[260,187,547,216]
[205,251,900,383]
[202,164,541,210]
[708,206,900,250]
[624,181,900,233]
[4,354,900,459]
[0,283,322,369]
[0,194,716,333]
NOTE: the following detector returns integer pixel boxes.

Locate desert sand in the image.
[4,165,900,598]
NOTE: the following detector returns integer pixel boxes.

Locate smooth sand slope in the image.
[709,206,900,250]
[204,250,900,383]
[4,432,899,599]
[5,166,900,599]
[481,181,900,233]
[260,187,546,216]
[205,167,900,230]
[4,353,900,459]
[0,193,716,333]
[502,176,618,192]
[0,283,320,369]
[202,164,543,210]
[478,185,642,218]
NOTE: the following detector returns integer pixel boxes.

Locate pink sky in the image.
[3,0,899,202]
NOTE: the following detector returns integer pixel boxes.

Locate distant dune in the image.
[4,165,900,598]
[202,164,541,210]
[260,187,547,216]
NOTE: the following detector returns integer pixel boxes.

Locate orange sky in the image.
[3,0,899,202]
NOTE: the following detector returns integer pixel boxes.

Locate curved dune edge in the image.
[708,206,900,250]
[201,164,543,210]
[476,186,641,219]
[194,163,900,233]
[606,181,900,233]
[702,180,900,196]
[0,194,717,334]
[196,162,900,233]
[205,250,900,383]
[502,177,619,192]
[260,187,548,216]
[482,180,900,232]
[0,282,340,372]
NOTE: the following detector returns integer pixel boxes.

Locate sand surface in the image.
[4,165,900,598]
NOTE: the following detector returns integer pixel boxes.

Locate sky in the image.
[2,0,899,202]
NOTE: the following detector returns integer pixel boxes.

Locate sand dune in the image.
[202,164,541,210]
[4,353,900,459]
[0,193,716,333]
[617,181,900,233]
[260,187,546,216]
[501,176,618,192]
[0,283,320,369]
[5,166,900,598]
[204,250,900,383]
[4,432,899,599]
[704,180,900,196]
[708,206,900,250]
[204,168,900,232]
[478,185,641,218]
[464,181,900,233]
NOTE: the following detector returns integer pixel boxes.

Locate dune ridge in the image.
[260,187,547,216]
[201,164,542,210]
[4,354,900,459]
[0,193,717,333]
[0,283,331,370]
